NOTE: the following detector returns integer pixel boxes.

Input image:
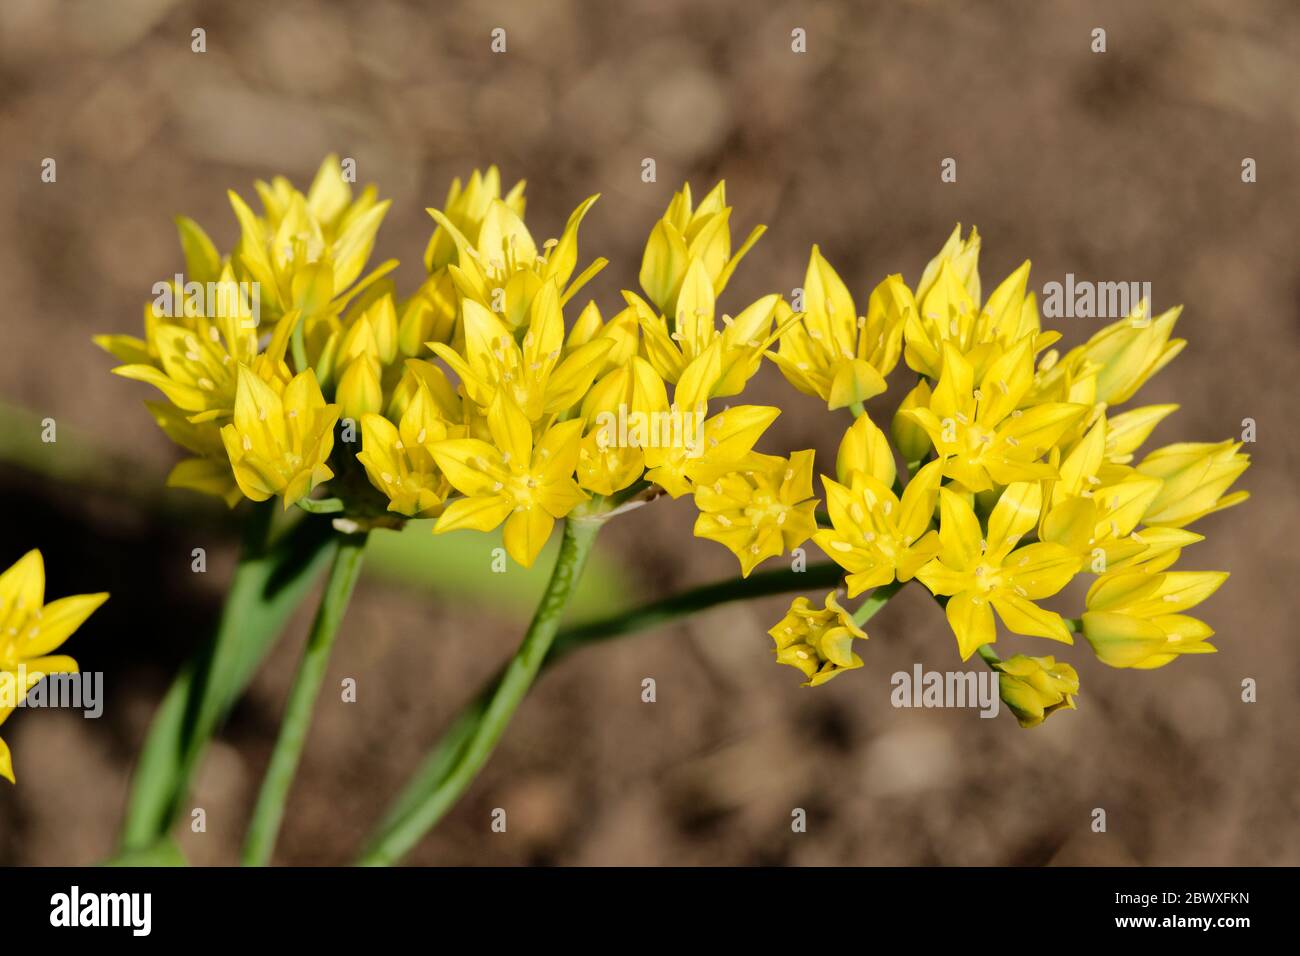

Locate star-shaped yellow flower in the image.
[915,484,1081,660]
[768,246,910,409]
[899,339,1088,492]
[430,394,588,567]
[693,450,819,576]
[0,550,108,783]
[219,366,339,509]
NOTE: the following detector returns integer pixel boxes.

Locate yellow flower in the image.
[1081,567,1226,668]
[430,192,605,332]
[575,357,669,496]
[693,450,819,576]
[638,180,765,318]
[136,401,238,506]
[915,484,1082,660]
[993,654,1079,728]
[107,265,276,421]
[1038,304,1184,407]
[220,367,339,508]
[431,281,613,422]
[915,224,982,303]
[227,155,397,329]
[400,168,527,354]
[564,300,640,380]
[768,247,909,409]
[357,380,456,518]
[425,166,526,273]
[900,340,1088,491]
[768,591,867,687]
[430,394,588,568]
[627,270,786,396]
[333,294,400,421]
[1136,440,1250,528]
[903,226,1053,380]
[643,403,780,498]
[814,459,944,596]
[891,378,934,464]
[0,550,108,783]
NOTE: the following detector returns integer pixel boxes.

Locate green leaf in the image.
[118,508,337,851]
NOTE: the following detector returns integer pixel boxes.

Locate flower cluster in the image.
[759,227,1248,716]
[0,551,108,782]
[97,162,1249,725]
[98,160,807,569]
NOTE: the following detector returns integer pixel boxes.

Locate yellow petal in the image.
[21,592,108,658]
[946,591,995,660]
[991,592,1072,644]
[503,507,556,568]
[0,550,45,613]
[434,494,514,534]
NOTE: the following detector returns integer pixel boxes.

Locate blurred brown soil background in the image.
[0,0,1297,865]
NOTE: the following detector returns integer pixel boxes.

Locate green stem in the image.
[297,497,345,514]
[241,531,368,866]
[357,516,604,865]
[849,401,866,417]
[291,322,309,375]
[357,559,847,864]
[853,578,906,626]
[119,505,340,852]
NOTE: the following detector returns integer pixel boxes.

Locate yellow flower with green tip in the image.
[768,246,909,409]
[1136,440,1250,528]
[638,180,765,318]
[768,591,867,687]
[993,654,1079,728]
[1081,567,1226,668]
[916,484,1082,660]
[693,450,819,576]
[430,394,588,568]
[900,340,1088,492]
[0,550,108,783]
[220,367,339,509]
